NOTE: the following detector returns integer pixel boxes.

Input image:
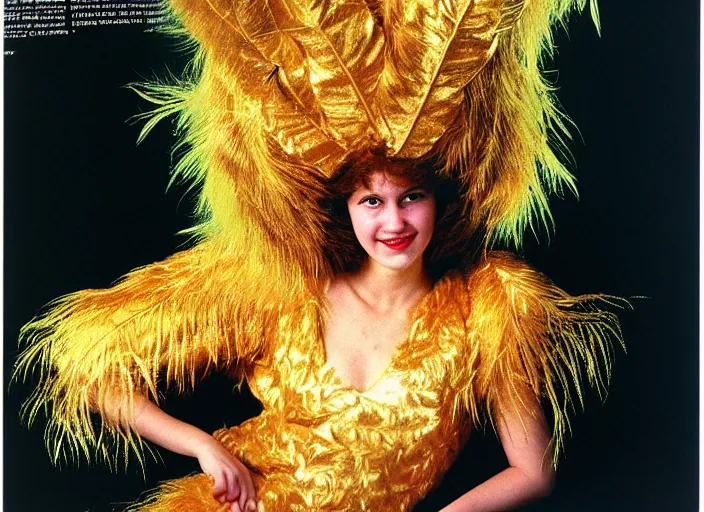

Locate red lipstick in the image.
[379,235,415,251]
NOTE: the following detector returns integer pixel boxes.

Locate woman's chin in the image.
[367,251,423,273]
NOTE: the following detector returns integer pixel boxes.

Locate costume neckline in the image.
[313,284,437,395]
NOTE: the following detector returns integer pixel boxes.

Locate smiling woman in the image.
[347,174,436,272]
[12,1,637,511]
[347,170,435,264]
[325,165,439,394]
[324,151,470,281]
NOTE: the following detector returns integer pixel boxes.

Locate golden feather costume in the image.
[15,0,623,510]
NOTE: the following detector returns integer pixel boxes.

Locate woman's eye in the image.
[362,197,381,207]
[403,192,425,203]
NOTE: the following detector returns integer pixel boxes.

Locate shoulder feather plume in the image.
[462,251,625,465]
[13,241,285,468]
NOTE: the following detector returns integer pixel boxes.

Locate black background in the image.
[4,2,699,511]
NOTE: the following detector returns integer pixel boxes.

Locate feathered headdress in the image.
[16,0,601,467]
[138,0,599,288]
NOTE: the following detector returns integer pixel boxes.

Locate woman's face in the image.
[347,171,436,273]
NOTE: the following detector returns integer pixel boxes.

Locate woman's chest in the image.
[323,300,411,394]
[247,291,474,419]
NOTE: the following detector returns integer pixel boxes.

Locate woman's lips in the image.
[379,235,416,251]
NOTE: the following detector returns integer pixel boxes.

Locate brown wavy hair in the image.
[323,148,484,281]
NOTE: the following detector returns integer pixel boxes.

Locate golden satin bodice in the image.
[215,281,472,510]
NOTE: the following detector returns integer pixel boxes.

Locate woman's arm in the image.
[440,392,555,512]
[449,253,624,511]
[105,392,258,512]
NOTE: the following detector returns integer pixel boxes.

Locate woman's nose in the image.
[381,204,405,232]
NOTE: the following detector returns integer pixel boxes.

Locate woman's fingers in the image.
[238,470,256,511]
[224,467,240,502]
[211,471,227,500]
[197,439,254,509]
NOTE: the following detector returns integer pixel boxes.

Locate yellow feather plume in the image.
[145,0,601,276]
[14,240,289,469]
[433,0,600,247]
[463,252,625,465]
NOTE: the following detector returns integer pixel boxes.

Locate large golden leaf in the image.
[378,0,525,159]
[260,0,387,175]
[173,0,387,176]
[226,0,347,172]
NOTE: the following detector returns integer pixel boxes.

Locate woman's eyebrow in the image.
[402,185,425,194]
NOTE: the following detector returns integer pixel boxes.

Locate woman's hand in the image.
[124,395,258,512]
[193,435,258,512]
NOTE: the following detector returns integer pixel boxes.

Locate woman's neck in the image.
[345,259,431,313]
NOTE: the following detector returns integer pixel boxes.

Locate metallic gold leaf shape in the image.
[378,0,525,159]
